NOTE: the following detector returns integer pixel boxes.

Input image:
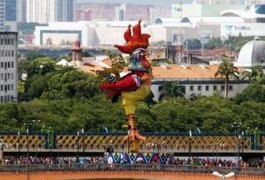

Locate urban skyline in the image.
[77,0,192,7]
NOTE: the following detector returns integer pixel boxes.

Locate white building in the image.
[17,0,27,22]
[34,21,152,47]
[0,0,4,31]
[55,0,75,22]
[0,32,18,103]
[235,37,265,68]
[149,7,171,24]
[33,3,265,49]
[27,0,75,24]
[27,0,55,24]
[115,4,126,21]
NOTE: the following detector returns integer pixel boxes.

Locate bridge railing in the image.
[0,163,264,176]
[0,133,264,152]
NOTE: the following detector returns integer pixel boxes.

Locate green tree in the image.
[215,57,239,98]
[242,65,265,83]
[204,37,223,49]
[159,81,185,101]
[234,83,265,103]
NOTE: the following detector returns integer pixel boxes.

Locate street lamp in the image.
[26,128,30,180]
[231,122,241,168]
[81,129,85,153]
[77,131,80,162]
[17,131,20,152]
[32,120,41,134]
[188,130,192,162]
[121,124,129,153]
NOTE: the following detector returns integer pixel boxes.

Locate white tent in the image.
[56,59,73,67]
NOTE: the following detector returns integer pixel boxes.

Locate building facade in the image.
[0,32,18,103]
[0,0,4,31]
[115,4,126,21]
[4,0,17,31]
[17,0,27,23]
[27,0,75,24]
[55,0,74,22]
[149,7,171,24]
[27,0,55,24]
[171,4,245,18]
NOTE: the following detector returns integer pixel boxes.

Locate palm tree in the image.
[159,81,185,101]
[242,65,265,84]
[215,57,239,98]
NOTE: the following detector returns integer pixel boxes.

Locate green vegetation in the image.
[204,36,265,52]
[215,57,239,98]
[2,56,265,134]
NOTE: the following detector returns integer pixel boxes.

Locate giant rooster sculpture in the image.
[97,20,152,151]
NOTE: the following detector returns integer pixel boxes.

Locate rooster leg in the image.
[126,114,145,152]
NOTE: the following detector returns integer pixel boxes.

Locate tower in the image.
[0,0,4,31]
[115,4,126,21]
[55,0,74,22]
[71,40,83,67]
[0,32,18,103]
[175,1,184,64]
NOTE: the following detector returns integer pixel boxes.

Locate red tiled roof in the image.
[83,60,244,79]
[152,64,220,79]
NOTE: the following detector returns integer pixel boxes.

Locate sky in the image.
[77,0,193,7]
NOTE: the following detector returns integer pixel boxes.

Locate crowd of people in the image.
[0,155,263,169]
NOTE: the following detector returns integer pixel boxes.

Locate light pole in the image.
[32,120,41,134]
[81,128,84,153]
[26,128,30,180]
[17,131,20,152]
[241,131,244,154]
[188,130,192,162]
[121,124,129,153]
[231,122,241,168]
[77,131,80,162]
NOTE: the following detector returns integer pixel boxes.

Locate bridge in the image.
[0,132,264,159]
[0,164,264,180]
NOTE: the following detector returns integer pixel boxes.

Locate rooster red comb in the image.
[115,20,150,54]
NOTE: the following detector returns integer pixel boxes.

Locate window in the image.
[190,85,194,91]
[221,85,225,91]
[205,85,209,91]
[213,85,217,91]
[198,85,201,91]
[229,85,233,91]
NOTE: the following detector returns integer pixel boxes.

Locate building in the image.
[82,57,248,101]
[235,37,265,68]
[75,9,91,21]
[55,0,75,22]
[0,32,18,103]
[27,0,75,24]
[171,3,245,18]
[149,7,171,24]
[194,0,243,4]
[115,4,126,21]
[17,0,27,23]
[0,0,4,31]
[221,4,265,23]
[26,0,55,24]
[0,0,17,31]
[5,0,16,22]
